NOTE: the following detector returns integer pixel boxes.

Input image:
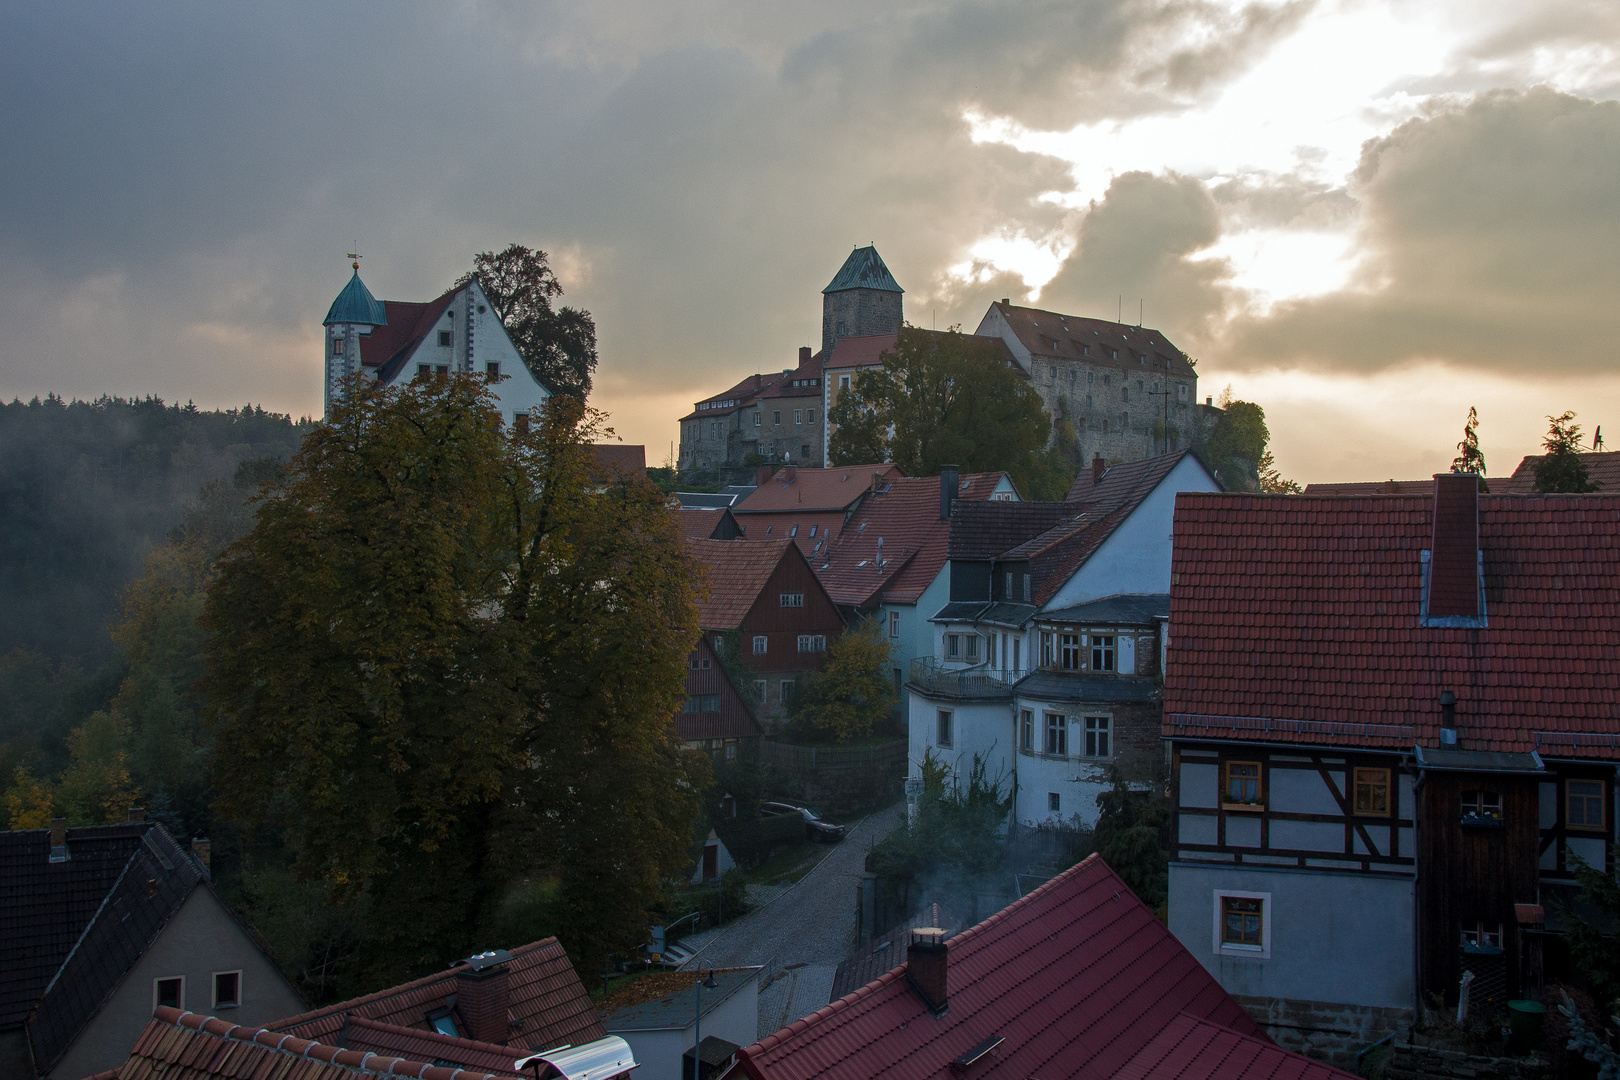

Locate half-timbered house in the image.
[1164,475,1620,1056]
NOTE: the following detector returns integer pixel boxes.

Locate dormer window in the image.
[1091,635,1115,672]
[1060,634,1081,671]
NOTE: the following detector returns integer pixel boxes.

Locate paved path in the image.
[678,804,903,1028]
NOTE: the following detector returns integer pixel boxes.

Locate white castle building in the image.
[322,263,553,426]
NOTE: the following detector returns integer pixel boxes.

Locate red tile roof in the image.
[1302,480,1434,496]
[680,371,792,422]
[814,473,1013,607]
[746,511,849,553]
[678,507,742,542]
[988,302,1196,380]
[687,539,820,629]
[733,855,1349,1080]
[1165,487,1620,755]
[1503,451,1620,492]
[360,290,463,383]
[588,444,647,478]
[268,938,604,1055]
[821,331,1016,373]
[733,465,903,515]
[112,1007,524,1079]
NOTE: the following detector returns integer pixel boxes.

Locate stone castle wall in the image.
[1027,357,1202,465]
[822,288,902,359]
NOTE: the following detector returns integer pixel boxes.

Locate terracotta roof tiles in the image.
[686,539,799,629]
[732,465,902,515]
[1165,487,1620,755]
[990,302,1197,380]
[732,855,1351,1080]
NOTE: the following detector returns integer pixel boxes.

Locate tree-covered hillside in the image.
[0,395,312,660]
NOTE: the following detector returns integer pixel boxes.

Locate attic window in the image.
[154,977,184,1011]
[213,970,241,1009]
[428,1008,459,1037]
[439,330,454,347]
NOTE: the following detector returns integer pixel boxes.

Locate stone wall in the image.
[1029,358,1199,465]
[1233,994,1412,1069]
[822,288,902,359]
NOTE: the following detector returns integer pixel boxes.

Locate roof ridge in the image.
[156,1008,511,1079]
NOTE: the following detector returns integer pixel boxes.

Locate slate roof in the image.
[987,302,1196,380]
[111,1007,525,1080]
[732,855,1350,1080]
[678,492,743,509]
[1040,594,1170,625]
[1,822,207,1073]
[1015,672,1162,705]
[823,246,904,294]
[269,938,605,1055]
[324,269,389,326]
[947,502,1078,560]
[732,465,902,515]
[686,539,801,629]
[814,473,1014,608]
[1164,487,1620,755]
[1065,450,1207,508]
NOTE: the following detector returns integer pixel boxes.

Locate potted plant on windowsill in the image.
[1221,798,1266,813]
[1459,810,1503,828]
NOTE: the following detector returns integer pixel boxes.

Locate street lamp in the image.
[690,970,718,1080]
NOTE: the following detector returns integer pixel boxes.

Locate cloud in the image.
[1226,88,1620,373]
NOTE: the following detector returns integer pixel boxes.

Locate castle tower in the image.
[322,263,388,417]
[821,245,903,359]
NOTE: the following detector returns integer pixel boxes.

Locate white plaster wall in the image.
[907,692,1012,793]
[48,887,305,1079]
[1042,455,1220,610]
[971,307,1033,372]
[691,838,737,884]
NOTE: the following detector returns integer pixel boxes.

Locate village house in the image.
[907,451,1220,828]
[0,817,304,1080]
[727,854,1351,1080]
[1162,475,1620,1057]
[94,940,635,1080]
[686,539,845,726]
[729,463,904,555]
[1305,448,1620,496]
[322,263,554,426]
[599,968,762,1080]
[679,636,765,764]
[811,467,1020,701]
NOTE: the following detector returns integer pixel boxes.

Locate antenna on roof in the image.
[1596,425,1605,451]
[1139,299,1143,327]
[1118,295,1122,323]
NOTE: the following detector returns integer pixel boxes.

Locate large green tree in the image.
[200,375,704,983]
[458,244,598,400]
[827,327,1060,496]
[786,619,894,744]
[1199,398,1272,492]
[1534,410,1601,493]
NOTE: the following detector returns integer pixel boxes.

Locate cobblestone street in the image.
[677,803,903,1032]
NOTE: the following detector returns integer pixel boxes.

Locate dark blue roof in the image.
[1039,594,1170,626]
[823,246,904,294]
[1013,672,1161,704]
[323,269,388,326]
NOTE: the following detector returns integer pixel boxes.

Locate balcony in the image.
[909,657,1031,699]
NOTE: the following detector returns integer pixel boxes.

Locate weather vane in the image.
[347,244,362,271]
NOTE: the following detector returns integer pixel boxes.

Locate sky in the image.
[2,1,1618,484]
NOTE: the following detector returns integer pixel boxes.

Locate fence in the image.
[908,658,1031,698]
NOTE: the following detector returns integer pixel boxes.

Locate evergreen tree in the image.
[1450,406,1489,491]
[1534,411,1601,493]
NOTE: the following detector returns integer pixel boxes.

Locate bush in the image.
[660,870,750,930]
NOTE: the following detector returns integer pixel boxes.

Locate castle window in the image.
[808,408,816,424]
[1111,349,1119,359]
[1122,388,1129,402]
[794,410,803,425]
[773,411,781,426]
[486,362,500,379]
[839,375,851,389]
[1178,384,1188,401]
[439,330,453,347]
[332,337,344,356]
[755,412,761,426]
[1104,374,1112,386]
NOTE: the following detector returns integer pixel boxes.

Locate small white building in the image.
[322,263,553,426]
[599,967,761,1080]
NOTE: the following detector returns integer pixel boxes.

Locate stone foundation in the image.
[1384,1039,1548,1080]
[1233,995,1411,1069]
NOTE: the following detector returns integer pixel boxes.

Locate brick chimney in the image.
[906,926,948,1014]
[798,346,812,368]
[456,951,513,1044]
[1427,473,1481,620]
[939,466,959,521]
[756,464,771,487]
[1092,454,1106,485]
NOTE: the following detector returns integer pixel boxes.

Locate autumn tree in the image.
[200,375,704,984]
[787,619,895,744]
[457,244,598,399]
[827,327,1058,496]
[1200,399,1271,491]
[1534,411,1600,493]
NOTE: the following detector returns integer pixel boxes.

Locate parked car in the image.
[758,801,846,842]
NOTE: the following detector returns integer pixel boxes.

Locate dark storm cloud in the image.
[1225,88,1620,373]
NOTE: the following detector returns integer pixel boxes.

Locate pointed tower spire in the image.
[821,245,903,359]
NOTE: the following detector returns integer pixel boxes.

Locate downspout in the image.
[1411,758,1425,1021]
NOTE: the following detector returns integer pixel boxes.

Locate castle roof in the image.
[823,246,904,294]
[323,269,389,326]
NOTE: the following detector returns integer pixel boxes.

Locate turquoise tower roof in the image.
[822,246,904,294]
[323,268,389,326]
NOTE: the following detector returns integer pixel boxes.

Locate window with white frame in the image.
[752,635,768,655]
[754,412,762,427]
[1214,891,1271,958]
[964,635,979,661]
[937,710,953,747]
[1044,713,1067,756]
[1091,635,1115,671]
[1083,716,1110,758]
[1060,634,1081,671]
[1020,710,1034,751]
[794,409,803,425]
[797,634,826,653]
[889,611,899,637]
[1040,632,1054,667]
[213,970,241,1009]
[946,634,960,658]
[840,374,851,389]
[780,679,795,701]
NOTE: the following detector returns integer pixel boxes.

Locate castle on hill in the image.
[678,245,1208,484]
